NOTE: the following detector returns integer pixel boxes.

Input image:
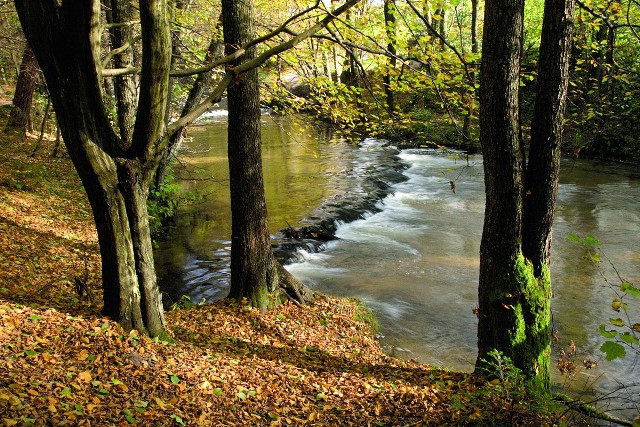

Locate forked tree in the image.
[14,0,360,336]
[476,0,576,386]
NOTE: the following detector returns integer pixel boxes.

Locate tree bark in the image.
[223,0,314,310]
[106,0,138,145]
[462,0,478,145]
[477,0,575,387]
[15,0,168,337]
[4,43,38,136]
[476,0,529,376]
[383,0,397,114]
[523,0,576,274]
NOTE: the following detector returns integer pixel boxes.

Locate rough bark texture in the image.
[462,0,478,145]
[4,44,38,136]
[476,0,529,375]
[383,0,396,113]
[520,0,575,385]
[523,0,576,273]
[15,0,169,337]
[107,0,138,145]
[223,0,314,310]
[477,0,574,387]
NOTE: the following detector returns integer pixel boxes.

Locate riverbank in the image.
[0,134,566,426]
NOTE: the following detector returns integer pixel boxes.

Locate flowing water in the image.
[155,114,640,420]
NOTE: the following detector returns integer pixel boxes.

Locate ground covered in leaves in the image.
[0,130,563,426]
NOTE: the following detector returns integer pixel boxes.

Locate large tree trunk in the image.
[523,0,576,273]
[4,44,39,136]
[477,0,575,387]
[476,0,531,377]
[15,0,169,337]
[517,0,575,385]
[222,0,314,310]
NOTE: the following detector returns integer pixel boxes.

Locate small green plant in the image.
[147,171,182,235]
[352,299,380,334]
[568,233,639,361]
[170,295,205,311]
[478,349,523,402]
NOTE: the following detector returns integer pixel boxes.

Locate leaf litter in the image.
[0,136,558,426]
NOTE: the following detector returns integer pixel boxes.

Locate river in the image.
[155,114,640,421]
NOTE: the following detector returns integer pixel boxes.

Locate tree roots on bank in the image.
[276,262,316,307]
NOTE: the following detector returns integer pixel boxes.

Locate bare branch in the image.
[102,66,140,77]
[103,19,140,29]
[101,35,142,68]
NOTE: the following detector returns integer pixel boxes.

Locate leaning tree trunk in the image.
[154,33,224,191]
[222,0,314,310]
[4,44,39,136]
[15,0,169,337]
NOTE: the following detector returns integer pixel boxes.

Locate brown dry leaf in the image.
[0,138,557,426]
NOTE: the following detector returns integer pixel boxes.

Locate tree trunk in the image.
[462,0,479,145]
[107,0,138,144]
[383,0,397,114]
[523,0,575,274]
[476,0,530,377]
[477,0,575,387]
[222,0,314,310]
[15,0,169,337]
[518,0,575,384]
[4,44,38,136]
[154,32,224,191]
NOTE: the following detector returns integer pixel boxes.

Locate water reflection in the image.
[155,118,640,420]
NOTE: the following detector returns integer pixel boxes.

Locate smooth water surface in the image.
[156,116,640,419]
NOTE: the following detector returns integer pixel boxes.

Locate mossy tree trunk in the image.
[476,0,528,377]
[15,0,170,337]
[476,0,575,387]
[222,0,315,311]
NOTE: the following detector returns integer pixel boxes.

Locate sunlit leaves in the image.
[621,281,640,297]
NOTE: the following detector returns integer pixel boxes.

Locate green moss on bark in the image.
[512,252,552,386]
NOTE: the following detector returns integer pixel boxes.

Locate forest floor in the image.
[0,125,570,426]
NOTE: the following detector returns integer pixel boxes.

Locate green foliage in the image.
[352,298,380,334]
[565,0,640,161]
[147,170,196,236]
[475,350,557,424]
[170,294,205,311]
[478,350,522,390]
[568,233,639,361]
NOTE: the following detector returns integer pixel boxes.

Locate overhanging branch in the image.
[167,0,362,135]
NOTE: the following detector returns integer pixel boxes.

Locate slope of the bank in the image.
[0,136,560,426]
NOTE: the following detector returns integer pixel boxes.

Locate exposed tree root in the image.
[276,262,316,306]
